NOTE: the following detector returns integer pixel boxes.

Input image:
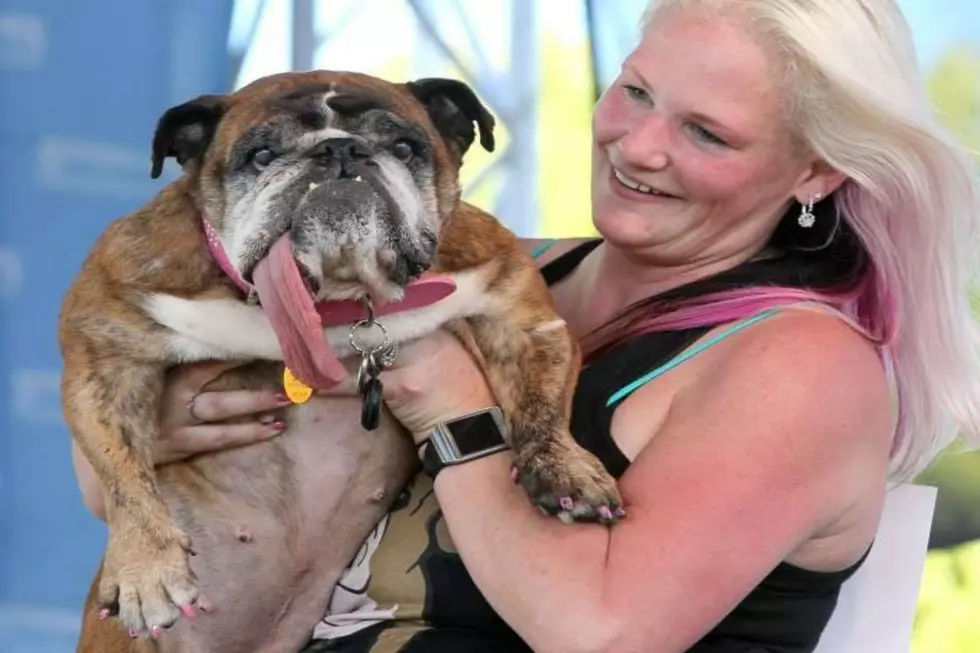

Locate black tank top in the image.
[304,228,873,653]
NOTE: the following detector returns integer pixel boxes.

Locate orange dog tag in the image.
[283,367,313,404]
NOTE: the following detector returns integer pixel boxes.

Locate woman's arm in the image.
[72,440,108,520]
[410,312,894,653]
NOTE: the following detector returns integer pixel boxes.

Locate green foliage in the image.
[927,46,980,158]
[916,449,980,548]
[913,541,980,653]
[913,43,980,652]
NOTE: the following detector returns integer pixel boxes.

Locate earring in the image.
[797,193,821,228]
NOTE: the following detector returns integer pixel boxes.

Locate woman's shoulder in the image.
[685,307,894,435]
[718,307,887,386]
[622,305,895,500]
[616,306,895,569]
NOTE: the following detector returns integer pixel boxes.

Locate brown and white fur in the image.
[61,70,622,653]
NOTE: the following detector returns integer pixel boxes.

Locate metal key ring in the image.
[349,318,390,356]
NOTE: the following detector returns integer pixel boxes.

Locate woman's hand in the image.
[321,329,497,445]
[155,362,292,465]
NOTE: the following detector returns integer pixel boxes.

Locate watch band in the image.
[421,406,510,478]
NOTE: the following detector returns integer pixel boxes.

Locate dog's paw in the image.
[99,524,199,638]
[514,441,625,525]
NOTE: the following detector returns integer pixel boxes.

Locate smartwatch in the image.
[421,406,510,478]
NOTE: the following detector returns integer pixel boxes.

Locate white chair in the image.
[813,483,938,653]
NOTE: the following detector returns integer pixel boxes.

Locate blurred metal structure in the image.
[406,0,539,237]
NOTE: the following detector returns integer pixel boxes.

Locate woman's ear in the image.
[793,160,848,204]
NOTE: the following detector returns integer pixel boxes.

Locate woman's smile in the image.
[609,165,682,203]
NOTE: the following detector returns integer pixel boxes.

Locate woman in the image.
[74,0,980,651]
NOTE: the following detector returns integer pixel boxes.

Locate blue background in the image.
[0,2,233,649]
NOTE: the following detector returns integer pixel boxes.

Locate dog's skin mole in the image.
[234,524,252,543]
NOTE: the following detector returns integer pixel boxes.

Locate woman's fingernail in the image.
[271,420,287,432]
[275,392,291,404]
[258,414,276,425]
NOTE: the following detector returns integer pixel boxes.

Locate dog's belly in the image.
[125,268,488,651]
[154,397,416,653]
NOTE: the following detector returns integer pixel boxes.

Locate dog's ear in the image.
[406,78,495,162]
[150,94,227,179]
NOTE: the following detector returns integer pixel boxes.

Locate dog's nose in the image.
[386,250,432,286]
[310,137,373,164]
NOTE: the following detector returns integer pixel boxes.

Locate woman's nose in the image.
[618,114,671,170]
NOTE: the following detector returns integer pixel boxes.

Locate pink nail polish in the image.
[271,420,287,431]
[98,608,110,621]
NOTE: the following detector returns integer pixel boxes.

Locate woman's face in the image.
[591,11,832,264]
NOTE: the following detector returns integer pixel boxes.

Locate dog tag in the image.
[361,376,383,431]
[283,367,313,404]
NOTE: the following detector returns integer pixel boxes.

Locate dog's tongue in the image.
[253,235,348,389]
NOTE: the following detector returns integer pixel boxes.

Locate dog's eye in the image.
[391,139,415,161]
[250,148,277,170]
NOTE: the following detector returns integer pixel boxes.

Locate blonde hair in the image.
[641,0,980,482]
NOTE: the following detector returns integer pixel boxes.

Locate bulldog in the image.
[61,70,623,653]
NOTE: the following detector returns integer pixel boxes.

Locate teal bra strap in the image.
[530,239,559,260]
[606,308,782,407]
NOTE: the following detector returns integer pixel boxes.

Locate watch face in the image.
[445,410,505,456]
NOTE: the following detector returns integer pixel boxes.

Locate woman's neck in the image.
[554,240,769,337]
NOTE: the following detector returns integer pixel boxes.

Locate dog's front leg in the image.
[450,307,624,525]
[62,353,198,636]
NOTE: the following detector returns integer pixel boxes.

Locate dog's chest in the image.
[140,267,492,364]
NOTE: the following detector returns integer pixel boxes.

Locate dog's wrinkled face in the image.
[150,70,495,301]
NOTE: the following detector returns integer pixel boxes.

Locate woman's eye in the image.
[622,84,651,103]
[391,139,415,161]
[250,148,277,169]
[691,125,728,147]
